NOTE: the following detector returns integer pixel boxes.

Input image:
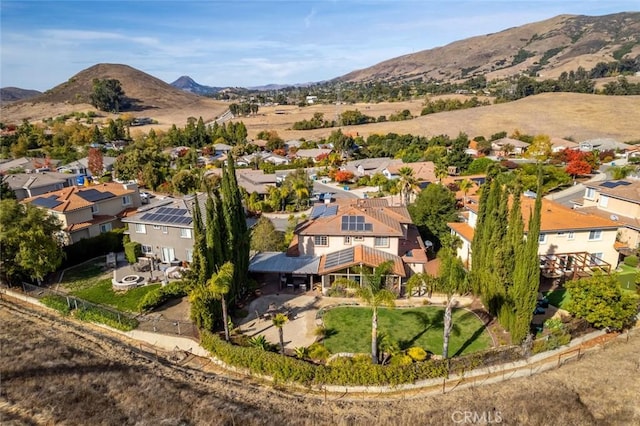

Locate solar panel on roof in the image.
[77,189,115,202]
[156,207,170,214]
[311,205,326,219]
[324,248,355,269]
[32,197,62,209]
[140,213,153,221]
[322,205,338,217]
[601,182,617,188]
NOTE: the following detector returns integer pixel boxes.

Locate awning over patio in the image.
[249,252,320,274]
[318,245,406,277]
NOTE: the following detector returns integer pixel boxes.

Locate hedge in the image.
[624,255,638,267]
[200,332,450,386]
[138,281,189,312]
[124,241,142,264]
[62,228,124,268]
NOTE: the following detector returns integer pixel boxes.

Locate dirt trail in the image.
[1,298,639,425]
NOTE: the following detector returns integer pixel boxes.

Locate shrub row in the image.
[40,294,72,315]
[138,281,189,312]
[74,305,138,331]
[200,332,450,387]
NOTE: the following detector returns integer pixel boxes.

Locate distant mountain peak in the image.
[170,76,222,96]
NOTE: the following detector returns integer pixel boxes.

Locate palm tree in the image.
[435,244,468,359]
[405,272,437,299]
[336,261,396,364]
[208,261,234,342]
[292,179,310,210]
[396,166,419,206]
[272,313,288,355]
[458,178,473,206]
[435,161,448,184]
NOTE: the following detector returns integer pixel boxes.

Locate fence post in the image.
[177,321,181,335]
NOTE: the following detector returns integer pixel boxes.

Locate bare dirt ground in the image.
[2,298,639,426]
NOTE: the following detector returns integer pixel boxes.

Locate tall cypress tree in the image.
[220,156,250,302]
[510,170,543,343]
[190,194,209,288]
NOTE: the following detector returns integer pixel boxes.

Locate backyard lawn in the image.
[60,258,159,313]
[544,288,571,309]
[617,264,639,292]
[321,306,492,357]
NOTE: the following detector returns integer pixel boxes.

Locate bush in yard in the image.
[61,228,124,268]
[41,294,71,315]
[390,354,413,366]
[124,241,142,264]
[565,272,638,331]
[624,255,638,267]
[307,342,330,361]
[138,281,189,312]
[406,346,428,362]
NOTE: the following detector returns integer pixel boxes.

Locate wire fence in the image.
[12,282,198,339]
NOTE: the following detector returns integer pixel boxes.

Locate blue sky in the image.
[1,1,638,91]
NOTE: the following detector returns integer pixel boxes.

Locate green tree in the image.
[565,272,638,330]
[209,262,234,341]
[458,178,473,206]
[0,200,63,284]
[405,272,437,298]
[335,261,396,364]
[272,312,288,355]
[250,217,284,252]
[396,166,419,206]
[409,183,457,249]
[172,170,199,195]
[90,78,129,112]
[0,179,16,200]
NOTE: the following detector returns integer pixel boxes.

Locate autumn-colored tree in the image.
[334,170,354,183]
[565,159,592,177]
[87,147,104,177]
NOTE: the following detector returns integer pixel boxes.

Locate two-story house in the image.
[574,179,640,256]
[448,195,620,280]
[289,198,429,293]
[122,196,198,264]
[23,182,142,245]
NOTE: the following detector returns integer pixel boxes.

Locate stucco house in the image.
[23,182,142,245]
[448,195,620,279]
[250,198,432,293]
[573,179,640,256]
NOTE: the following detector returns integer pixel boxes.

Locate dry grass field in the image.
[2,299,639,426]
[237,93,640,143]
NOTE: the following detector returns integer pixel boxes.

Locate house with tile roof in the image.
[491,138,530,157]
[23,182,142,245]
[448,195,620,280]
[285,198,431,294]
[574,179,640,256]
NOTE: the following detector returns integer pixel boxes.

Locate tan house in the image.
[574,179,640,256]
[291,198,430,293]
[448,196,620,279]
[23,182,142,245]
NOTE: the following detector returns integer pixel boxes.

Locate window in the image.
[588,230,602,241]
[180,228,192,239]
[589,252,604,265]
[344,236,351,245]
[134,223,146,234]
[153,225,161,230]
[374,237,389,247]
[585,188,595,200]
[538,233,547,244]
[141,245,153,254]
[314,236,328,246]
[162,226,168,234]
[557,232,565,237]
[185,249,193,262]
[599,195,609,208]
[99,223,112,233]
[91,205,99,214]
[568,231,575,240]
[353,236,364,242]
[122,195,132,206]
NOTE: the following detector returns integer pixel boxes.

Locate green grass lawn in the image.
[617,264,638,292]
[71,279,161,313]
[544,288,571,309]
[60,258,110,291]
[321,306,491,357]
